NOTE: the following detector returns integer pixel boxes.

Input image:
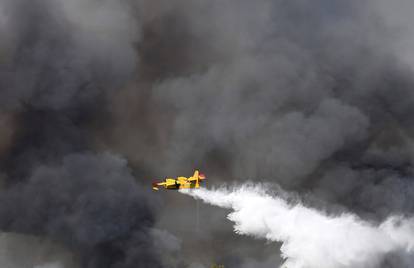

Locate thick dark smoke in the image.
[0,153,162,268]
[2,0,414,267]
[0,0,164,267]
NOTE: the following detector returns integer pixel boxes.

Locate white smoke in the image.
[180,185,414,268]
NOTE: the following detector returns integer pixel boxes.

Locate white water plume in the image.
[181,185,414,268]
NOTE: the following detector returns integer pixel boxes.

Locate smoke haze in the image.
[1,0,414,267]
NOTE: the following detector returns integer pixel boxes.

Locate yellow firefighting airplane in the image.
[152,170,206,190]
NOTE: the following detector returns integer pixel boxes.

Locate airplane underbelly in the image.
[180,183,198,189]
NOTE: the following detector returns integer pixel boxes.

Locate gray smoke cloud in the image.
[0,0,166,267]
[1,0,414,267]
[0,233,79,268]
[0,153,164,268]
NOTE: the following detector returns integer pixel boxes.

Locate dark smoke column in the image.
[0,0,165,267]
[0,153,163,268]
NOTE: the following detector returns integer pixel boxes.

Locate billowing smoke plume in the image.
[0,153,164,267]
[2,0,414,267]
[0,0,166,266]
[182,186,414,268]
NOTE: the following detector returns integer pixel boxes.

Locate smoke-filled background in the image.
[1,0,414,267]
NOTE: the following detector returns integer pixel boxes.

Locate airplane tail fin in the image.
[193,170,199,178]
[193,170,200,188]
[193,170,206,188]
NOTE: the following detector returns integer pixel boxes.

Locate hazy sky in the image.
[1,0,414,267]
